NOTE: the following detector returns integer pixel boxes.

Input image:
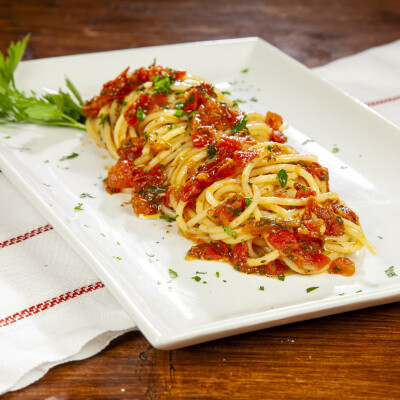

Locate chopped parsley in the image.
[113,256,122,261]
[136,105,146,121]
[173,110,187,118]
[216,272,220,278]
[207,141,218,159]
[278,274,285,281]
[169,269,178,279]
[385,266,397,278]
[222,225,237,239]
[276,169,288,188]
[192,276,201,282]
[259,286,264,291]
[302,139,314,145]
[160,215,177,222]
[241,68,249,73]
[60,152,79,161]
[306,287,319,293]
[80,192,95,198]
[74,202,84,210]
[336,216,343,225]
[222,91,231,95]
[232,115,248,134]
[152,74,173,95]
[244,197,252,208]
[332,147,339,153]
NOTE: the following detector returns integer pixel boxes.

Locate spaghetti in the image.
[83,65,377,277]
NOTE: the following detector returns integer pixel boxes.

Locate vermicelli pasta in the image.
[82,65,376,278]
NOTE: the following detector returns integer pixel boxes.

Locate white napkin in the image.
[1,38,399,394]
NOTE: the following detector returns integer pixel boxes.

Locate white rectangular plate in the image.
[1,38,400,349]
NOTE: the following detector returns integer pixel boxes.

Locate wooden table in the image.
[1,1,400,398]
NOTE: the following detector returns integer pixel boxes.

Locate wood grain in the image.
[1,0,400,398]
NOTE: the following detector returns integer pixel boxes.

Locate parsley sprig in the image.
[0,35,85,130]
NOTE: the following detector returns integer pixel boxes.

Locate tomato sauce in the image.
[268,229,330,270]
[329,257,355,276]
[82,66,185,118]
[208,195,247,226]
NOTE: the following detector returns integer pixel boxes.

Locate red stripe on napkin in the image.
[0,224,54,248]
[366,94,400,107]
[0,281,105,328]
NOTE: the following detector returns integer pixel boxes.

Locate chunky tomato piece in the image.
[270,129,286,143]
[329,257,355,276]
[268,229,330,270]
[298,219,326,238]
[117,137,146,162]
[131,169,164,193]
[294,183,316,198]
[82,66,186,118]
[216,135,256,158]
[124,93,150,127]
[303,198,344,236]
[131,193,159,215]
[303,162,329,190]
[191,127,216,148]
[332,203,359,224]
[233,149,259,166]
[231,242,249,269]
[106,161,135,192]
[82,67,139,118]
[265,111,283,131]
[187,241,230,261]
[264,259,288,276]
[208,195,247,226]
[184,83,216,113]
[268,229,298,250]
[147,92,168,113]
[180,158,236,202]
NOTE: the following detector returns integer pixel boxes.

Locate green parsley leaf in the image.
[278,274,285,281]
[0,36,85,130]
[216,272,220,278]
[80,192,95,198]
[65,76,83,106]
[332,147,339,153]
[336,216,343,225]
[136,105,146,121]
[232,115,248,134]
[222,225,237,239]
[250,97,258,102]
[147,186,166,194]
[222,91,231,95]
[244,197,252,208]
[60,152,79,161]
[241,68,249,73]
[259,286,264,291]
[169,269,178,278]
[276,169,288,188]
[192,276,201,282]
[306,286,319,293]
[74,202,84,211]
[160,215,176,222]
[173,110,187,118]
[152,74,173,95]
[207,141,218,159]
[385,266,397,278]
